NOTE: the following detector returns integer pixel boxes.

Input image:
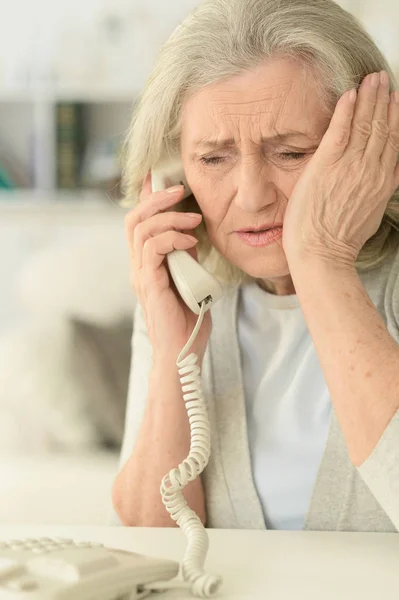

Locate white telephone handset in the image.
[150,156,223,598]
[151,157,224,315]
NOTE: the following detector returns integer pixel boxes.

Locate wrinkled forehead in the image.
[181,59,331,144]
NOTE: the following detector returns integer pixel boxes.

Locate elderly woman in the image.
[112,0,399,533]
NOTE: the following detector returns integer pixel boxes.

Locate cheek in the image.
[194,188,230,230]
[270,167,303,195]
[282,175,301,199]
[187,173,230,222]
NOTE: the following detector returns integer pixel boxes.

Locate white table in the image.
[0,525,397,599]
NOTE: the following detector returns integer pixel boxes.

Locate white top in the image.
[237,283,332,530]
[112,240,399,532]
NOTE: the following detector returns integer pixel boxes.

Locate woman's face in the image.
[180,57,332,294]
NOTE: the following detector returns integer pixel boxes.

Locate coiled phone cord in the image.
[146,299,223,598]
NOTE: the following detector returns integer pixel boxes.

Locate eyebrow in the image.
[194,131,314,150]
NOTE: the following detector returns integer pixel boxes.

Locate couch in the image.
[0,207,135,526]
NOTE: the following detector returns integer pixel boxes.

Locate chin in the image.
[231,249,290,280]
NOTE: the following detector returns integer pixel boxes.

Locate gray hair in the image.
[120,0,399,287]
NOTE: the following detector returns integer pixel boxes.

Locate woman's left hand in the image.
[282,70,399,268]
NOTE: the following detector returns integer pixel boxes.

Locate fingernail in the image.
[167,185,184,194]
[186,212,202,219]
[380,71,389,85]
[393,91,399,104]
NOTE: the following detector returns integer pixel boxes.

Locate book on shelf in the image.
[56,102,86,189]
[56,102,124,199]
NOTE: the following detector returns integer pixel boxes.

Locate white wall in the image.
[0,0,201,88]
[1,0,394,89]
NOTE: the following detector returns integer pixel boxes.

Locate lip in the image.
[235,226,283,247]
[236,222,283,233]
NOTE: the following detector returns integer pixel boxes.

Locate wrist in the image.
[152,349,205,373]
[288,248,357,276]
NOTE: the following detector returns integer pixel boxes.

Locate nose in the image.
[233,160,278,213]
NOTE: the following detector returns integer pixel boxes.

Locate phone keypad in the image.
[0,538,104,555]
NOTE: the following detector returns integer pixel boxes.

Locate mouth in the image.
[236,223,283,233]
[235,224,283,248]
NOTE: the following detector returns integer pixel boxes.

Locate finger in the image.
[142,231,198,274]
[137,185,185,224]
[381,91,399,170]
[364,70,391,159]
[133,211,202,268]
[317,89,356,161]
[346,72,379,153]
[125,185,185,261]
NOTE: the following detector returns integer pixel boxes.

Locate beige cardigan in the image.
[112,242,399,532]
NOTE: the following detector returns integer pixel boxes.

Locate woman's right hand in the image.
[125,171,213,364]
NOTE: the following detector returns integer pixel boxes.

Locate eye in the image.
[279,152,306,160]
[200,156,225,166]
[200,152,306,165]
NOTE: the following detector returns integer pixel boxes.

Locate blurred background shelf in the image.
[0,94,133,193]
[0,0,205,201]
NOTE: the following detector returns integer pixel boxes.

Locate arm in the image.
[111,302,206,527]
[289,256,399,528]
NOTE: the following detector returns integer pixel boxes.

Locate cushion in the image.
[0,314,133,455]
